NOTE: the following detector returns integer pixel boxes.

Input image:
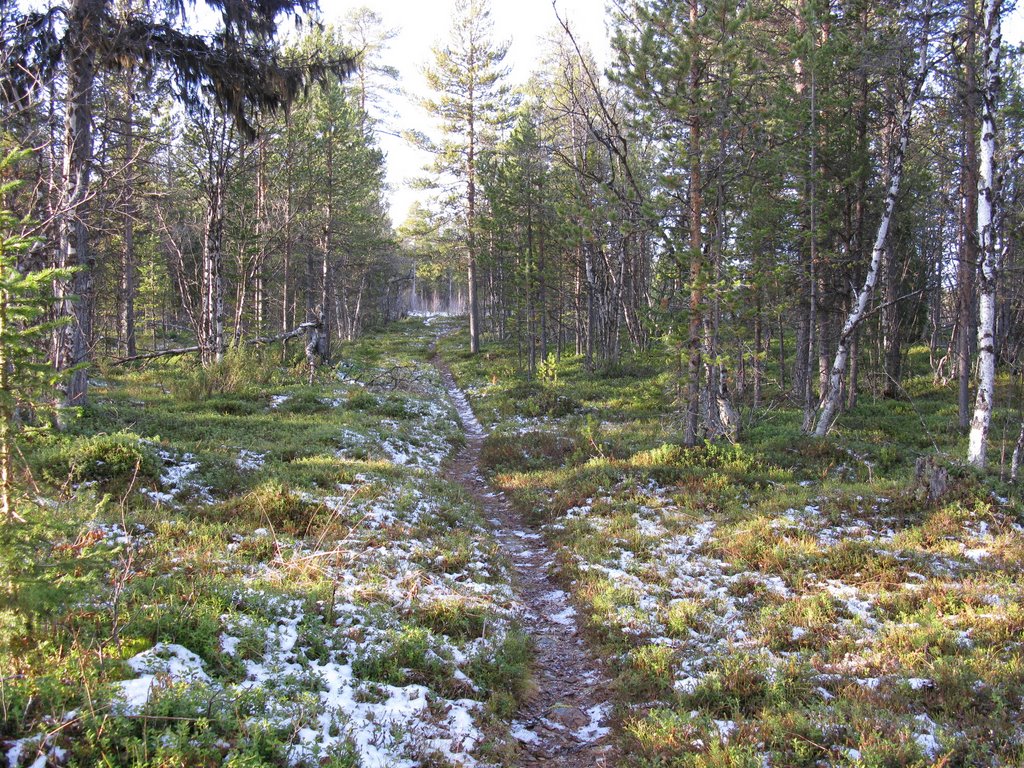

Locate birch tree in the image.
[812,2,933,437]
[967,0,1003,468]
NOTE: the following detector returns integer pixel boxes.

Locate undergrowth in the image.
[1,318,527,767]
[440,327,1024,767]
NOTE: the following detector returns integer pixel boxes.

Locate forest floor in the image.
[1,315,1023,768]
[434,354,617,766]
[437,321,1024,768]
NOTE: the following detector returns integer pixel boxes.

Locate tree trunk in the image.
[847,327,860,410]
[282,131,294,334]
[202,174,226,366]
[1011,422,1024,482]
[882,239,902,397]
[57,0,105,406]
[120,94,137,358]
[683,0,703,447]
[320,129,335,363]
[814,3,932,436]
[0,266,11,519]
[959,0,980,429]
[967,0,1003,468]
[753,292,763,410]
[467,83,481,354]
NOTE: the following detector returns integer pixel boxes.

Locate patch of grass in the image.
[4,319,520,767]
[215,481,331,536]
[414,597,489,640]
[618,644,676,698]
[664,599,706,638]
[465,628,531,718]
[683,656,814,718]
[352,626,446,687]
[757,594,844,651]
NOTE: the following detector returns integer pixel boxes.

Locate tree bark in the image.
[57,0,105,406]
[467,69,481,354]
[1011,422,1024,482]
[120,93,137,358]
[959,0,980,429]
[967,0,1003,468]
[683,0,703,447]
[814,3,932,436]
[882,239,902,397]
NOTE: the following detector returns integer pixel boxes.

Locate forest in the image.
[0,0,1022,765]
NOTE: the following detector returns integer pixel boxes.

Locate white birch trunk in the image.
[813,3,932,436]
[1010,422,1024,482]
[967,0,1003,468]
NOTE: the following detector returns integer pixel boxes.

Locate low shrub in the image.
[40,432,161,491]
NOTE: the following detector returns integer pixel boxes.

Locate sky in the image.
[314,0,1024,228]
[317,0,612,225]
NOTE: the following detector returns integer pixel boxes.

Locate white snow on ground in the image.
[576,703,612,742]
[101,460,518,767]
[332,367,462,472]
[526,453,1024,764]
[4,734,67,768]
[114,643,211,713]
[963,547,990,562]
[713,719,737,741]
[511,721,542,744]
[912,714,942,760]
[550,605,577,626]
[140,446,213,505]
[236,449,265,471]
[91,521,152,546]
[445,379,485,437]
[5,322,520,767]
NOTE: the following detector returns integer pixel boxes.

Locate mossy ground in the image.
[1,318,527,767]
[440,328,1024,768]
[5,317,1022,767]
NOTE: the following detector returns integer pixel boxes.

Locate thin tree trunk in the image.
[753,291,762,410]
[847,327,860,410]
[814,3,932,436]
[1011,422,1024,481]
[120,94,137,357]
[320,129,334,362]
[0,266,10,519]
[882,239,902,397]
[960,0,980,429]
[968,0,1003,467]
[282,131,294,334]
[803,67,820,432]
[467,80,481,354]
[683,0,703,447]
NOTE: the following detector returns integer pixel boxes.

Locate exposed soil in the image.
[434,357,619,768]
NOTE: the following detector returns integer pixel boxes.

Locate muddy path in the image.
[433,357,618,768]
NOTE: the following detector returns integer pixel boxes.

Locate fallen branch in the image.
[108,345,201,364]
[108,322,322,366]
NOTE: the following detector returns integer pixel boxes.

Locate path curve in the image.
[434,357,618,768]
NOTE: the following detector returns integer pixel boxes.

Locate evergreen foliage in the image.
[0,148,75,519]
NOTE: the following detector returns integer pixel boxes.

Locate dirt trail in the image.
[434,358,618,768]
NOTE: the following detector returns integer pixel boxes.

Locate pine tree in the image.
[419,0,515,353]
[4,0,356,402]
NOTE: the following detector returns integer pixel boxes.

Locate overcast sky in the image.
[315,0,1024,227]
